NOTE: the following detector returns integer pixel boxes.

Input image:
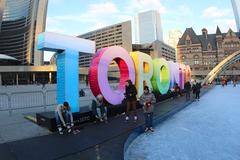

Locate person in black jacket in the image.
[124,80,137,121]
[184,81,191,100]
[195,82,201,101]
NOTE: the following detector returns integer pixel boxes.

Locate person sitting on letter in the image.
[55,101,73,134]
[91,94,108,123]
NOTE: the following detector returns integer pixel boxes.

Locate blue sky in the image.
[45,0,236,60]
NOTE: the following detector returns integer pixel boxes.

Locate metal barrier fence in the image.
[0,83,119,115]
[0,89,93,115]
[0,90,56,114]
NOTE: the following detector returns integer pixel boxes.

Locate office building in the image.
[177,27,240,79]
[135,10,163,44]
[133,40,176,62]
[0,0,4,30]
[77,21,132,67]
[231,0,240,31]
[0,0,48,66]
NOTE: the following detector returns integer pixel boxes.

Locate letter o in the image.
[89,46,135,105]
[151,58,170,94]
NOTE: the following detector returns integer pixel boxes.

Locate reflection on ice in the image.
[126,85,240,160]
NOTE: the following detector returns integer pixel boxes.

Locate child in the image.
[140,86,156,132]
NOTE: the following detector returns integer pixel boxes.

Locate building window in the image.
[194,60,199,65]
[193,55,199,65]
[208,44,212,50]
[186,40,191,45]
[194,55,199,59]
[195,67,199,70]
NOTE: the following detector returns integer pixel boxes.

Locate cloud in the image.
[202,6,232,18]
[213,18,237,31]
[88,22,108,31]
[177,5,192,15]
[48,2,119,23]
[46,27,67,34]
[47,2,134,35]
[88,2,119,15]
[46,17,68,34]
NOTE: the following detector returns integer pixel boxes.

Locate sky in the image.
[44,0,236,61]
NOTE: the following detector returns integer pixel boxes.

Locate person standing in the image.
[192,80,196,95]
[184,81,191,100]
[140,86,156,132]
[124,80,138,121]
[55,101,74,134]
[221,79,225,87]
[233,79,237,87]
[79,89,85,97]
[195,82,201,101]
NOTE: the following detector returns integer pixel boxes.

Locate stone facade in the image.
[177,27,240,79]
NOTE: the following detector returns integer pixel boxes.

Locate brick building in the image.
[177,26,240,79]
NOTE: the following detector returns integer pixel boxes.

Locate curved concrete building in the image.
[0,0,48,65]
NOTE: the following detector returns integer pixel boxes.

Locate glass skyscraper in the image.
[0,0,48,65]
[231,0,240,31]
[135,10,163,44]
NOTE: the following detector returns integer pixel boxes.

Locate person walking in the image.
[124,80,138,121]
[184,81,191,100]
[140,86,156,132]
[55,101,74,134]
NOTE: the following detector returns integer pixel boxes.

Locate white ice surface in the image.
[126,85,240,160]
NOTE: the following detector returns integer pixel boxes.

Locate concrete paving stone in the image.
[0,120,50,143]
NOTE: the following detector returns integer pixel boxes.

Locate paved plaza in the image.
[126,85,240,160]
[0,86,205,160]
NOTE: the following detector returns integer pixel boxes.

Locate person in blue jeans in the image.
[91,94,108,123]
[55,101,73,134]
[140,86,156,132]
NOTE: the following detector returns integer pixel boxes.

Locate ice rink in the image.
[126,85,240,160]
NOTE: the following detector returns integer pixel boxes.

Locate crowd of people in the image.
[173,80,202,101]
[55,79,203,135]
[183,80,202,101]
[221,78,238,87]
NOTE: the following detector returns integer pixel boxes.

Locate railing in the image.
[0,88,93,115]
[0,90,54,115]
[0,83,119,115]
